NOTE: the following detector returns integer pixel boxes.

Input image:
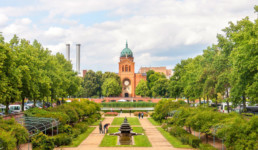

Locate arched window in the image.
[122,66,124,72]
[125,65,128,72]
[129,66,131,72]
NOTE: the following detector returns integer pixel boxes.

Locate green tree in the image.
[0,43,21,114]
[101,78,122,97]
[135,79,149,97]
[152,78,169,97]
[82,70,98,97]
[228,17,258,110]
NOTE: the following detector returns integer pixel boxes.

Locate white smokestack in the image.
[66,44,70,61]
[76,44,80,74]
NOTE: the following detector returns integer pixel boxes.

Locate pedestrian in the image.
[120,108,122,115]
[129,110,131,116]
[138,112,141,119]
[103,123,110,134]
[141,112,144,119]
[99,121,103,134]
[111,108,113,112]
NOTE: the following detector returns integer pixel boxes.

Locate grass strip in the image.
[100,127,151,147]
[111,117,140,125]
[91,118,105,126]
[65,127,95,147]
[157,127,191,148]
[148,118,161,126]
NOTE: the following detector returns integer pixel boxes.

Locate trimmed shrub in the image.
[0,129,16,150]
[161,123,168,130]
[133,112,148,117]
[74,122,88,133]
[32,132,54,150]
[84,117,95,124]
[168,125,188,137]
[53,133,72,146]
[72,128,81,138]
[104,112,118,116]
[199,144,217,150]
[59,124,73,135]
[188,134,201,148]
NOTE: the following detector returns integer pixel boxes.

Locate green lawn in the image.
[100,127,151,147]
[157,127,191,148]
[111,117,140,125]
[148,118,161,126]
[64,127,95,147]
[91,118,105,126]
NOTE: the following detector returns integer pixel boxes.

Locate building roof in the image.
[120,41,133,57]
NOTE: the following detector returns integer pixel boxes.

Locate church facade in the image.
[118,42,146,97]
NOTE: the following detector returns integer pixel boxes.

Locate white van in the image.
[9,105,22,113]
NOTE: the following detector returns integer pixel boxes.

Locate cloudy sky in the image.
[0,0,256,73]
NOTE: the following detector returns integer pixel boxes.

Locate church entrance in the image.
[125,93,129,97]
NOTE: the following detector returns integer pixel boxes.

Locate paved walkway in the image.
[57,113,192,150]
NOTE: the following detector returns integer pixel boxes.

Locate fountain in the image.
[110,117,142,145]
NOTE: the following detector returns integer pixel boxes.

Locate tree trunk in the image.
[199,97,201,105]
[242,93,246,112]
[205,133,208,143]
[203,97,206,104]
[188,126,191,134]
[207,95,209,105]
[22,97,25,111]
[215,94,218,107]
[42,98,45,109]
[226,88,230,113]
[33,99,36,107]
[187,97,189,104]
[5,101,9,114]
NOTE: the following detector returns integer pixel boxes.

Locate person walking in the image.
[103,123,110,134]
[141,112,144,119]
[138,112,141,119]
[99,121,103,134]
[129,110,131,116]
[120,108,122,116]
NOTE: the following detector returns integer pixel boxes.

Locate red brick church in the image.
[118,42,146,97]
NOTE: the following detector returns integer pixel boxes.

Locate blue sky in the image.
[0,0,256,73]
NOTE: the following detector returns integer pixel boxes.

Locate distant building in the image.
[138,66,172,79]
[118,42,146,97]
[82,70,87,78]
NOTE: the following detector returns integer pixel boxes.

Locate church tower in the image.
[118,41,136,97]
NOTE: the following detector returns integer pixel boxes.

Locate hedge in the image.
[105,112,118,116]
[199,144,218,150]
[167,125,201,148]
[52,133,72,147]
[101,102,156,107]
[102,110,149,113]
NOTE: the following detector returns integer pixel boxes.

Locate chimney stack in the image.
[76,44,81,74]
[66,44,70,61]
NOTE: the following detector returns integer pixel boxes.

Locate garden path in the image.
[57,114,192,150]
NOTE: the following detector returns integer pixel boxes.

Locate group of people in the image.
[138,112,144,119]
[99,121,110,134]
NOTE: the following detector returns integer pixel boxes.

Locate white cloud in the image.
[0,14,8,26]
[0,0,256,72]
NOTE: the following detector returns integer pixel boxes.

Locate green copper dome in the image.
[120,41,133,57]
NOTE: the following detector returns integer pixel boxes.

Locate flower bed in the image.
[134,112,148,117]
[105,112,118,116]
